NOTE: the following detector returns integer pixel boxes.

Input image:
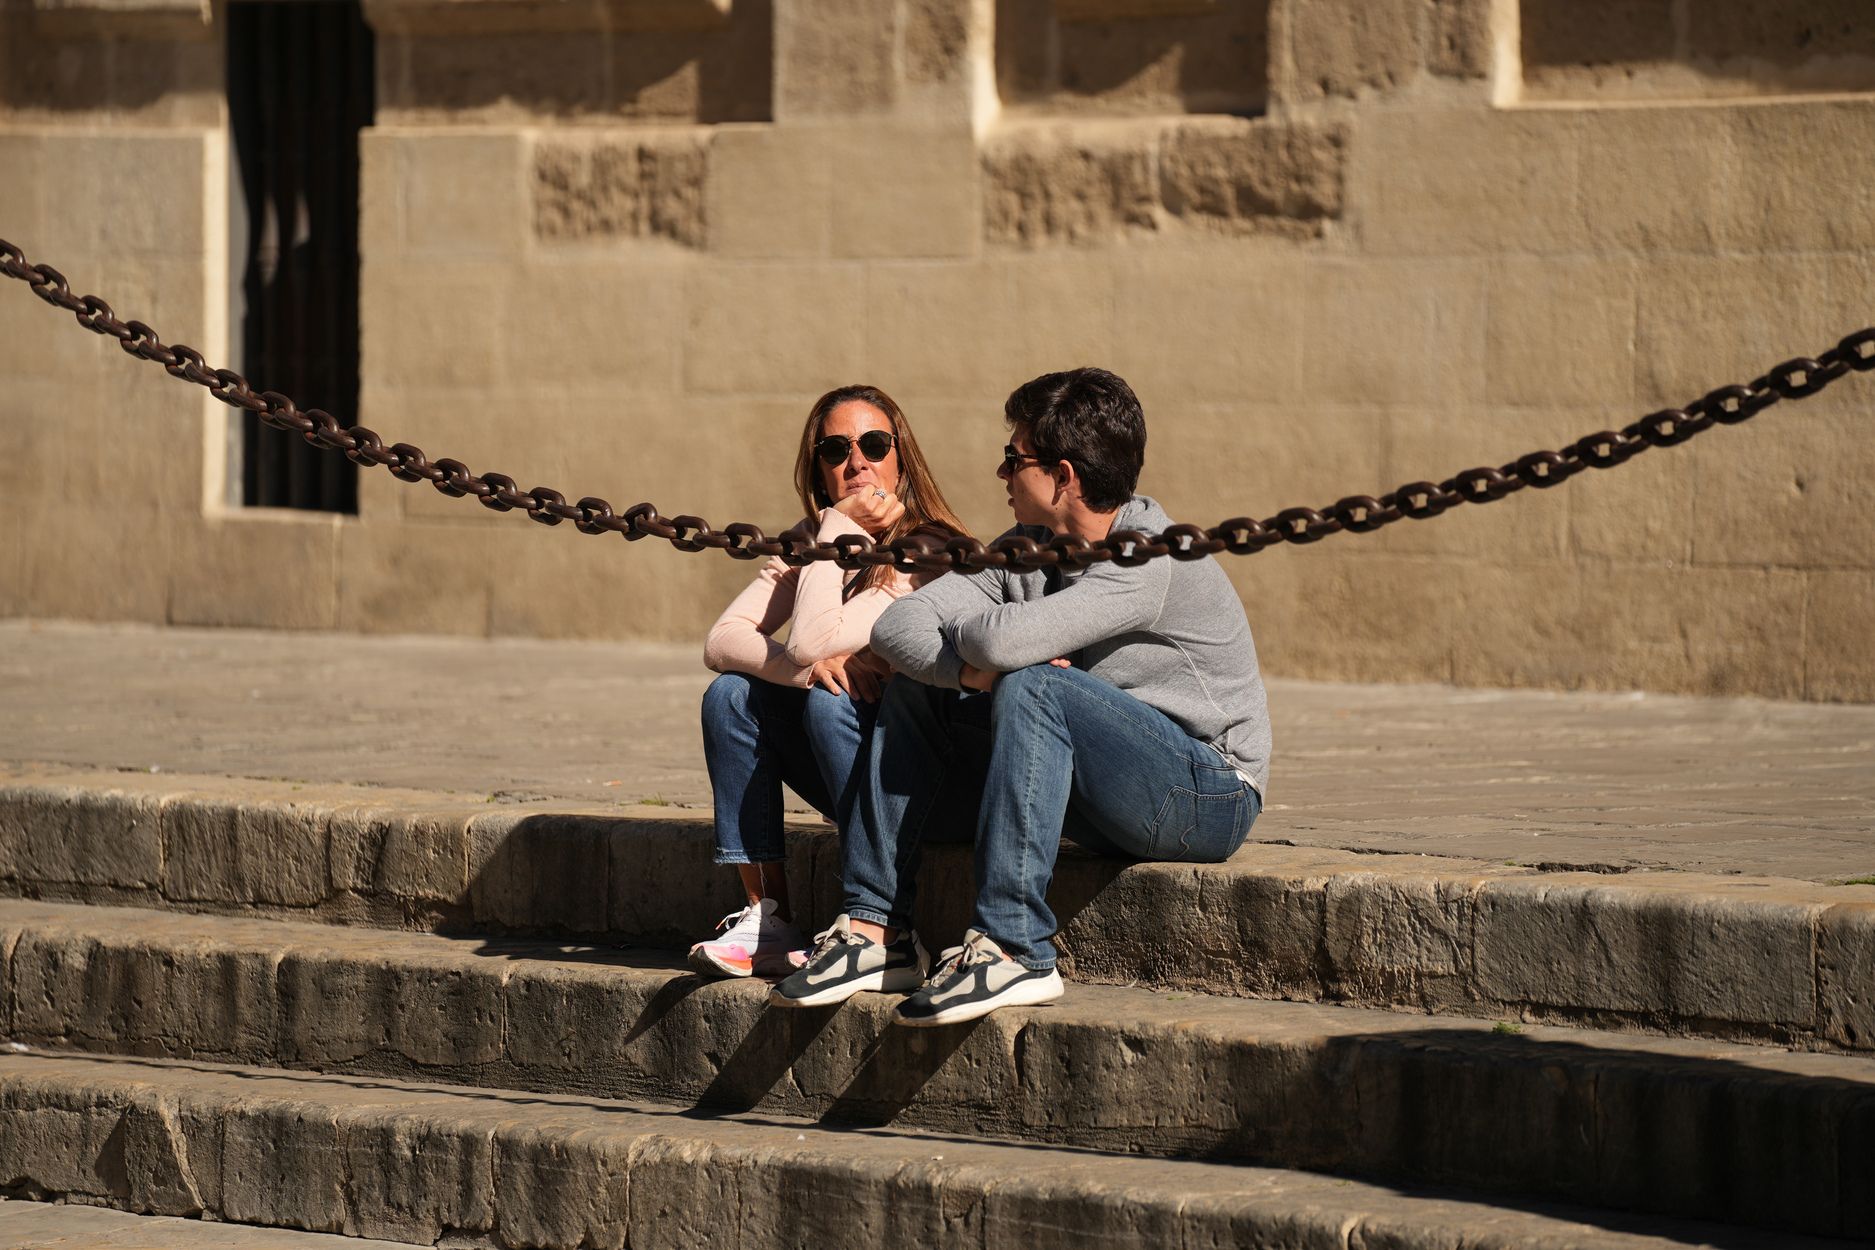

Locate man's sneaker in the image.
[896,929,1063,1027]
[769,914,929,1007]
[688,898,805,979]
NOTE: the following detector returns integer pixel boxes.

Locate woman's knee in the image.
[802,684,860,734]
[802,682,850,712]
[701,671,757,734]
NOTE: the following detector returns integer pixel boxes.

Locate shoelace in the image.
[712,904,759,933]
[930,932,999,983]
[805,922,864,960]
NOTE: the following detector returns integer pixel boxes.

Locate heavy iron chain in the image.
[6,236,1874,575]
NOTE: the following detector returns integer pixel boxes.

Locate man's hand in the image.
[832,488,906,535]
[959,663,996,692]
[961,657,1067,692]
[810,650,892,702]
[846,649,892,701]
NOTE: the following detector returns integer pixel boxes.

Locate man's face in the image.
[997,423,1057,528]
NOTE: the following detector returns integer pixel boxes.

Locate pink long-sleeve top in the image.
[703,508,924,687]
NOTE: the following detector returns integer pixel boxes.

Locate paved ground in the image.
[3,619,1872,882]
[0,1198,421,1248]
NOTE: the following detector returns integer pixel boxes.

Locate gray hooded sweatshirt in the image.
[870,495,1272,794]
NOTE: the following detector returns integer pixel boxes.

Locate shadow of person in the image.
[815,1017,978,1127]
[620,973,715,1050]
[686,1001,846,1114]
[680,998,981,1127]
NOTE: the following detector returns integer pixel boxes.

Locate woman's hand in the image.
[832,488,906,535]
[810,650,892,702]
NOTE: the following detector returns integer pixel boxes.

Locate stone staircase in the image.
[0,770,1871,1247]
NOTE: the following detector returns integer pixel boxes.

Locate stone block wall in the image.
[1522,0,1875,101]
[1,0,1872,699]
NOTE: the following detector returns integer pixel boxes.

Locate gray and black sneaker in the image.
[896,929,1064,1027]
[768,914,930,1008]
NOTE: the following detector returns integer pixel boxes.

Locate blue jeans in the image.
[700,672,876,865]
[843,665,1261,969]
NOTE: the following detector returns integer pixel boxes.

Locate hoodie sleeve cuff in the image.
[931,644,966,691]
[815,507,870,541]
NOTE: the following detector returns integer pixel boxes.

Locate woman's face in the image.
[818,400,902,504]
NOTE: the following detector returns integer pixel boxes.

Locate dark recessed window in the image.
[227,0,374,512]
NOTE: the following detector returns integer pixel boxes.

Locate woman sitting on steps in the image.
[691,384,968,978]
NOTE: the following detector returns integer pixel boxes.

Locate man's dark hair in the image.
[1004,367,1145,512]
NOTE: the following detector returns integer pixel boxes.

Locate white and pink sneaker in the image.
[688,898,806,979]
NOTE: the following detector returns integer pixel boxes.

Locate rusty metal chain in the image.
[5,236,1873,575]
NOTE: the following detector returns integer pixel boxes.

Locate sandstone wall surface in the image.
[1,0,1872,699]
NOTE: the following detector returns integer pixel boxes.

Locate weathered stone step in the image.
[0,1198,425,1249]
[3,771,1871,1052]
[2,900,1870,1240]
[0,1050,1850,1250]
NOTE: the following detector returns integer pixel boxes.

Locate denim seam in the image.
[1145,787,1175,854]
[1060,664,1195,762]
[1222,802,1254,857]
[1174,788,1199,859]
[1015,687,1038,962]
[889,708,954,922]
[746,694,786,863]
[1004,670,1072,964]
[706,676,786,866]
[1188,788,1252,860]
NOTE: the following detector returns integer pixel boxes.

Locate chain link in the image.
[5,236,1872,575]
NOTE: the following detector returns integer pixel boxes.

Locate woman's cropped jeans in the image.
[700,671,876,865]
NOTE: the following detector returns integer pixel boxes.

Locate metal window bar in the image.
[227,0,374,512]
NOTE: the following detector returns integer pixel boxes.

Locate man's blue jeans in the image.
[701,672,876,865]
[843,664,1261,969]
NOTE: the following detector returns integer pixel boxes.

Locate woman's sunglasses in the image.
[815,431,897,466]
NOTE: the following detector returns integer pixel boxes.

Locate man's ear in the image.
[1052,459,1077,503]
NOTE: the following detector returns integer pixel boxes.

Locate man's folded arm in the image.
[946,559,1169,672]
[870,568,1004,689]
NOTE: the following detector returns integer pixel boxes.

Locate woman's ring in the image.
[874,488,887,499]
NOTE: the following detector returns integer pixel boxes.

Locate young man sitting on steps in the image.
[772,367,1272,1026]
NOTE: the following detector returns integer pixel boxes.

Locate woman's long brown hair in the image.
[793,384,969,596]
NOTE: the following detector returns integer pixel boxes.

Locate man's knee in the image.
[879,673,942,729]
[991,662,1073,719]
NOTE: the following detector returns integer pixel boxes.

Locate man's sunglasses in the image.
[1002,444,1051,474]
[815,431,897,466]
